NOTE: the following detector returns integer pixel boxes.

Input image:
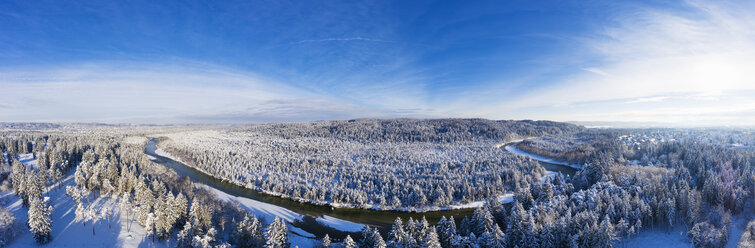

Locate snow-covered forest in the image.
[370,127,755,248]
[0,121,753,248]
[0,126,297,247]
[155,119,582,210]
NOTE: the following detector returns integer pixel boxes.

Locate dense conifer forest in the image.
[0,121,752,247]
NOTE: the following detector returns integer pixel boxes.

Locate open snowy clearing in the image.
[16,153,38,170]
[622,227,692,248]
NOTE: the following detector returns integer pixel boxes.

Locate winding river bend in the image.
[144,138,577,237]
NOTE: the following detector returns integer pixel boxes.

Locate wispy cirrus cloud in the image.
[0,61,423,123]
[470,0,755,126]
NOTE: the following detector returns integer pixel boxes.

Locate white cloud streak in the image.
[473,0,755,126]
[0,62,418,123]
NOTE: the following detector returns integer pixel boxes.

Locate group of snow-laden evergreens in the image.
[155,119,582,211]
[371,128,754,248]
[0,131,291,247]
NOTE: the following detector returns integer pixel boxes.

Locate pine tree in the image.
[264,217,289,248]
[343,235,357,248]
[236,214,263,248]
[436,216,457,248]
[145,212,156,242]
[10,161,26,202]
[472,206,495,235]
[28,196,52,244]
[597,218,616,248]
[172,193,189,227]
[193,227,217,248]
[359,226,386,248]
[478,224,505,248]
[23,170,43,208]
[135,180,154,226]
[176,222,194,248]
[75,202,88,226]
[154,193,170,238]
[190,199,212,232]
[616,218,628,246]
[102,207,112,229]
[506,201,527,247]
[388,217,410,247]
[459,216,472,236]
[120,192,133,232]
[320,234,331,248]
[422,228,442,248]
[88,207,100,236]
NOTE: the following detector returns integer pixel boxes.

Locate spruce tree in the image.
[320,234,331,248]
[422,228,442,248]
[236,214,263,248]
[388,217,408,247]
[28,196,52,244]
[437,216,457,248]
[176,222,194,248]
[264,217,289,248]
[343,235,357,248]
[359,226,386,248]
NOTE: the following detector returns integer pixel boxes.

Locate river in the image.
[144,138,577,238]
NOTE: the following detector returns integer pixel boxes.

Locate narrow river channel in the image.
[144,138,577,238]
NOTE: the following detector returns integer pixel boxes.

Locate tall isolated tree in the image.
[75,203,88,226]
[102,207,112,229]
[28,196,53,244]
[89,207,101,236]
[120,192,133,232]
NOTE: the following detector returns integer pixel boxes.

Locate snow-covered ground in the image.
[198,184,302,224]
[1,175,170,248]
[314,215,365,233]
[16,153,38,170]
[620,212,754,248]
[199,184,360,247]
[622,227,692,248]
[504,145,582,169]
[727,211,754,248]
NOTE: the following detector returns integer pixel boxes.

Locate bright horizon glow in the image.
[1,0,753,127]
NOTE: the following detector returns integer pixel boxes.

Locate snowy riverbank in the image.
[197,184,362,247]
[504,145,582,170]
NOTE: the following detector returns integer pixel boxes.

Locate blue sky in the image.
[1,0,754,126]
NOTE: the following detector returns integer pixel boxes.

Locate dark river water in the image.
[144,138,576,239]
